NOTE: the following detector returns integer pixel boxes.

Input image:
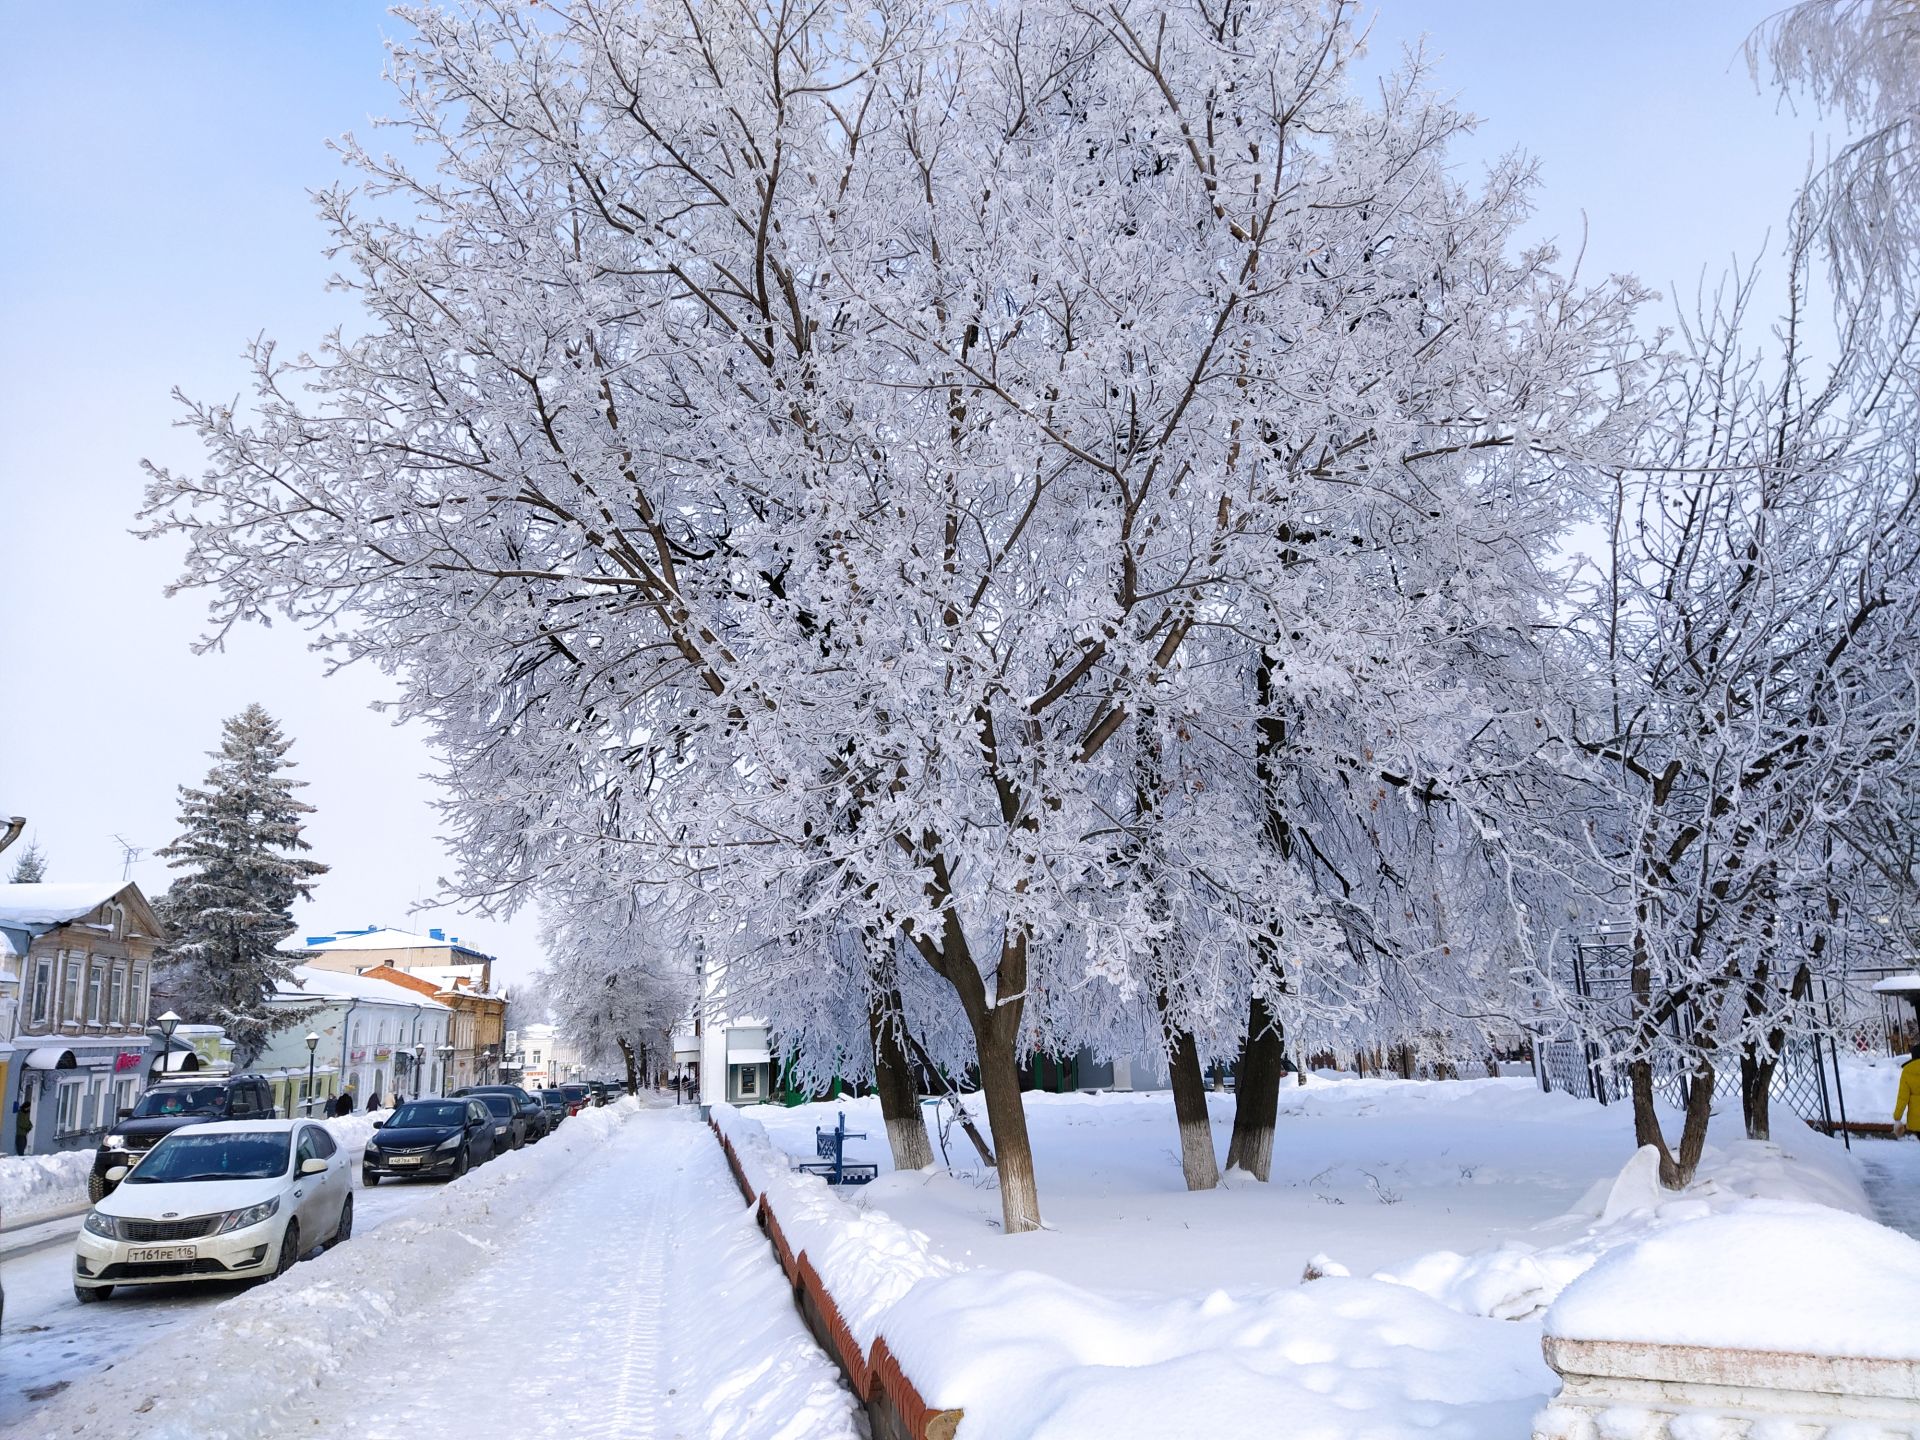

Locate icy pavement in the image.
[274,1108,861,1440]
[1858,1139,1920,1239]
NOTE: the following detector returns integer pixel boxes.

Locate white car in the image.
[74,1119,352,1302]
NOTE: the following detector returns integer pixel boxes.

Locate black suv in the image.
[89,1074,277,1200]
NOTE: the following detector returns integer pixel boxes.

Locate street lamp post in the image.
[438,1042,454,1094]
[414,1043,426,1099]
[305,1032,320,1117]
[155,1010,182,1075]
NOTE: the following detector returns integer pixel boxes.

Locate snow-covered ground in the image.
[17,1101,861,1440]
[750,1076,1873,1306]
[725,1076,1912,1437]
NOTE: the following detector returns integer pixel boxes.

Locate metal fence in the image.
[1534,931,1851,1138]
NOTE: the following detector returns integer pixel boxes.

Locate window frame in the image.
[55,1077,86,1135]
[30,955,53,1027]
[61,952,83,1026]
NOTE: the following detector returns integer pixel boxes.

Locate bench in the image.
[795,1109,878,1186]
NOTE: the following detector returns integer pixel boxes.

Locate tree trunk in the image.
[870,990,935,1170]
[1166,1026,1221,1190]
[1740,1049,1773,1143]
[617,1037,640,1095]
[972,1015,1040,1232]
[1225,994,1285,1180]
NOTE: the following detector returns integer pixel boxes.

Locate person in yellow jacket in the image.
[1897,1043,1920,1136]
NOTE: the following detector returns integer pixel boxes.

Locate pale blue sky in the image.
[0,2,1823,988]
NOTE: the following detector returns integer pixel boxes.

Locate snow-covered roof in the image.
[288,924,496,961]
[0,882,128,929]
[275,964,451,1011]
[1872,971,1920,995]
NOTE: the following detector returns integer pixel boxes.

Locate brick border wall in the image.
[711,1120,964,1440]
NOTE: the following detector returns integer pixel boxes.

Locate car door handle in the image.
[294,1189,305,1198]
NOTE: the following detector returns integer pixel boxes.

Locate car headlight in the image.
[213,1197,281,1235]
[436,1134,462,1151]
[103,1134,127,1150]
[84,1210,118,1238]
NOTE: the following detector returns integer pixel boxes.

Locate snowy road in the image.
[16,1106,863,1440]
[272,1109,862,1440]
[0,1166,441,1429]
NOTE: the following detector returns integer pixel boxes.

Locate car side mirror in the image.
[106,1165,129,1183]
[117,1108,133,1121]
[299,1157,329,1176]
[371,1120,384,1129]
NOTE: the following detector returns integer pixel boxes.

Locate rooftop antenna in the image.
[110,834,145,882]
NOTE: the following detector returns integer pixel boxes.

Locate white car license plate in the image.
[128,1245,195,1263]
[390,1155,422,1166]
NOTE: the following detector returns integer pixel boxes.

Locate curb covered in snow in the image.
[711,1110,963,1440]
[24,1098,643,1440]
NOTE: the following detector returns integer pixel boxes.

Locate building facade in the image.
[289,926,508,1091]
[0,882,161,1155]
[260,966,451,1113]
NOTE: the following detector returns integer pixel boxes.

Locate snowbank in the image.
[0,1148,93,1224]
[1369,1114,1876,1323]
[24,1097,641,1440]
[885,1271,1549,1440]
[1545,1200,1920,1360]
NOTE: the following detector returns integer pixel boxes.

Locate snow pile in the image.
[882,1270,1549,1439]
[1369,1117,1875,1323]
[712,1102,959,1354]
[23,1097,641,1440]
[1546,1200,1920,1359]
[0,1147,93,1224]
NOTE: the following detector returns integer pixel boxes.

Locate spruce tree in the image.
[156,704,328,1061]
[8,840,47,883]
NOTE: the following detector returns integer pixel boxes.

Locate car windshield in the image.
[129,1130,290,1183]
[388,1102,466,1127]
[540,1091,566,1104]
[561,1086,588,1098]
[480,1094,515,1117]
[131,1085,226,1118]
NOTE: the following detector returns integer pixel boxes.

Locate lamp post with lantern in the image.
[305,1031,320,1116]
[438,1042,454,1094]
[413,1042,426,1099]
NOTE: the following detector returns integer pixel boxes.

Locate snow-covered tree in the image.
[1546,214,1920,1182]
[154,704,329,1062]
[538,895,698,1092]
[141,0,1648,1231]
[8,840,47,884]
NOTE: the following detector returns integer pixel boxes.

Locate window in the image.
[87,963,104,1025]
[62,953,83,1025]
[230,1084,261,1118]
[113,1076,139,1119]
[107,966,125,1026]
[56,1078,85,1134]
[736,1065,758,1098]
[30,956,53,1027]
[295,1128,321,1167]
[130,965,147,1027]
[309,1127,337,1158]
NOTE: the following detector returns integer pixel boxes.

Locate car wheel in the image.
[274,1220,301,1278]
[74,1282,112,1303]
[362,1169,380,1187]
[452,1146,470,1180]
[86,1171,108,1203]
[333,1195,353,1246]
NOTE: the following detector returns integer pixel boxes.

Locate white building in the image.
[675,956,772,1112]
[259,966,451,1114]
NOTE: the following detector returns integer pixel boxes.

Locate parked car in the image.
[585,1081,610,1107]
[454,1084,550,1140]
[74,1120,351,1302]
[362,1098,495,1184]
[558,1083,592,1113]
[536,1089,571,1126]
[469,1091,527,1151]
[90,1074,278,1201]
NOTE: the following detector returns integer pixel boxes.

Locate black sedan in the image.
[456,1084,549,1142]
[536,1089,571,1127]
[362,1098,496,1184]
[470,1091,528,1151]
